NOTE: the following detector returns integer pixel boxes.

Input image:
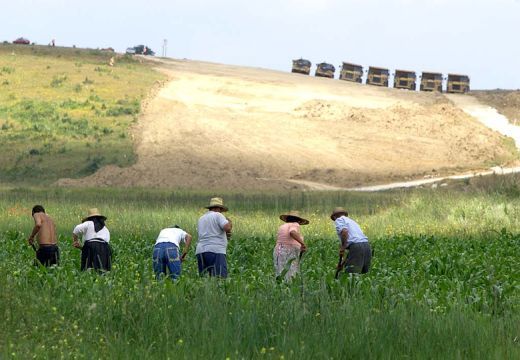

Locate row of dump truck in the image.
[291,59,470,94]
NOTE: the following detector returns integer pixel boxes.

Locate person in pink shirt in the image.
[273,211,309,281]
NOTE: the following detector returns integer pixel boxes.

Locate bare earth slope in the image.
[57,58,517,190]
[472,90,520,126]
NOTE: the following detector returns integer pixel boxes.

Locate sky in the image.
[3,0,519,89]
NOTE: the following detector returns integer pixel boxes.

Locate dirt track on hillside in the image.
[473,90,520,126]
[56,58,517,191]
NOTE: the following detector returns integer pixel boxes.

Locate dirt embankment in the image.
[56,59,518,191]
[472,90,520,126]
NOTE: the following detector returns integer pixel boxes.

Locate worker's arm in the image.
[336,229,349,270]
[290,230,307,252]
[72,223,86,249]
[28,214,42,245]
[72,234,82,249]
[339,228,349,256]
[181,234,192,261]
[223,218,232,233]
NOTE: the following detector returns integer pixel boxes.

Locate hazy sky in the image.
[3,0,519,89]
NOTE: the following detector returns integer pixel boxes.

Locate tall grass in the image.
[0,185,519,358]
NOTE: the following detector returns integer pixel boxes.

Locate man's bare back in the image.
[29,212,57,246]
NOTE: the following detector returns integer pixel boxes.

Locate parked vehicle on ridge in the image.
[291,58,312,75]
[315,62,335,78]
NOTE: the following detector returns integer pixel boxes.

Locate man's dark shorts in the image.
[36,245,60,267]
[344,242,372,274]
[196,252,228,278]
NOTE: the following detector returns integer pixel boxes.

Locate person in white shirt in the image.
[196,197,232,278]
[330,207,372,275]
[72,208,111,272]
[153,225,192,280]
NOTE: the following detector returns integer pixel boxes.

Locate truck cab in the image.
[340,62,363,83]
[447,74,470,94]
[291,59,312,75]
[394,70,416,90]
[420,72,443,92]
[366,67,389,87]
[315,63,336,78]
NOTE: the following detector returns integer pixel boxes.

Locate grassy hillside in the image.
[0,44,163,184]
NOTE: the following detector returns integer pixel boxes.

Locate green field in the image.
[0,44,163,184]
[0,44,519,359]
[1,177,519,358]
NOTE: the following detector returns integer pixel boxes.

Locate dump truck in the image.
[366,67,389,87]
[126,45,155,56]
[393,70,416,90]
[315,63,335,78]
[420,72,443,92]
[446,74,470,94]
[291,59,312,75]
[339,62,363,83]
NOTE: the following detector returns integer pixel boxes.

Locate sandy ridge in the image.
[56,58,518,191]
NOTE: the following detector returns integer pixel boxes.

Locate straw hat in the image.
[330,207,348,220]
[205,197,228,212]
[82,208,107,222]
[279,210,309,225]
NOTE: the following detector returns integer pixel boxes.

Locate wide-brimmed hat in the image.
[205,197,228,212]
[82,208,107,222]
[279,210,309,225]
[330,207,348,220]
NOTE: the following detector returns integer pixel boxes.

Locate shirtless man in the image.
[28,205,59,266]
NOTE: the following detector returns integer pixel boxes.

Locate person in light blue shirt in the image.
[330,207,372,274]
[196,197,233,278]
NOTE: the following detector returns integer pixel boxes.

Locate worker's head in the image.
[206,197,228,212]
[279,211,309,225]
[330,207,348,221]
[32,205,45,215]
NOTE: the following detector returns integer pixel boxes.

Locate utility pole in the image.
[162,39,168,57]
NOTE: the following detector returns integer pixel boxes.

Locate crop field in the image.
[0,44,163,184]
[0,177,519,359]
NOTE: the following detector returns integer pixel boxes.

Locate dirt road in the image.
[57,58,517,191]
[447,94,520,149]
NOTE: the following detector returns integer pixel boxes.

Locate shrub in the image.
[106,100,140,116]
[89,94,102,102]
[50,74,68,88]
[94,66,110,73]
[11,100,58,122]
[82,155,104,173]
[60,99,83,109]
[1,66,15,74]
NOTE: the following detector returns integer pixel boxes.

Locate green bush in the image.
[50,74,68,88]
[0,66,15,74]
